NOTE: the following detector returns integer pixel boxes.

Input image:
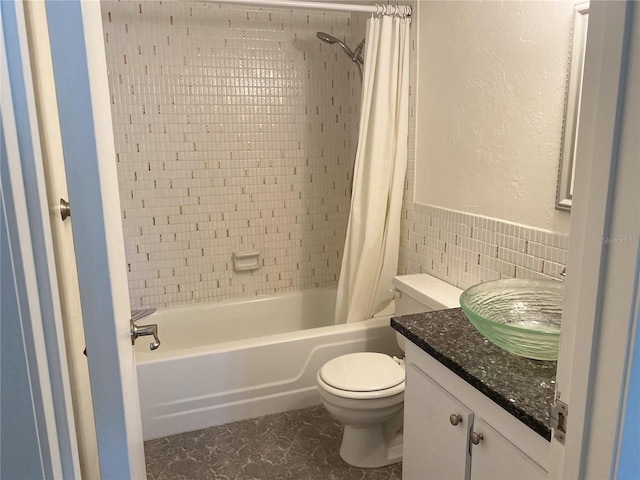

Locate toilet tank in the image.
[393,274,463,351]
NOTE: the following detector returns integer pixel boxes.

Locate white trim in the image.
[550,1,637,478]
[22,0,101,476]
[12,3,82,475]
[45,0,146,475]
[593,2,640,476]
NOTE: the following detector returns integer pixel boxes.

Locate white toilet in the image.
[316,274,462,468]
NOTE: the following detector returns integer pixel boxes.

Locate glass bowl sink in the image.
[460,279,563,361]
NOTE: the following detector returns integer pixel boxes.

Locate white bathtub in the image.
[135,288,401,440]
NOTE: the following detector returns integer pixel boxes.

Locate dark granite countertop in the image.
[391,308,556,441]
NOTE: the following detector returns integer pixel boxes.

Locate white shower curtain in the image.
[335,13,410,324]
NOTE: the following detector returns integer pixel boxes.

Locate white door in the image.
[41,1,146,478]
[550,1,640,478]
[21,1,100,477]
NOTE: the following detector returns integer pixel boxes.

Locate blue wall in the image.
[618,302,640,478]
[0,119,46,480]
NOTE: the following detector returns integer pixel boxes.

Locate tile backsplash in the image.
[398,203,568,290]
[102,1,364,308]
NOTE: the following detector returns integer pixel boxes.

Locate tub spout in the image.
[131,319,161,351]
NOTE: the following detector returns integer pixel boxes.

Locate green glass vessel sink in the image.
[460,279,563,361]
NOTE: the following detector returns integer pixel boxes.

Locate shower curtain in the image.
[335,12,410,324]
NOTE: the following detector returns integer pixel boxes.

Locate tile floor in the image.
[144,405,402,480]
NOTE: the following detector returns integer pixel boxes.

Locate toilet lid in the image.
[319,352,405,392]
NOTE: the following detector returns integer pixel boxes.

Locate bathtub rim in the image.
[136,314,394,365]
[139,287,338,317]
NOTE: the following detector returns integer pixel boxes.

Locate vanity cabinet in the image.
[402,343,549,480]
[469,418,547,480]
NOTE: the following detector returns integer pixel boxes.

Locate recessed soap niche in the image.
[233,251,261,272]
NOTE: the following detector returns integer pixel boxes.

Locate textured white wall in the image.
[399,0,570,289]
[415,1,573,234]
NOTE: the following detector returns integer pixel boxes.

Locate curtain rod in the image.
[196,0,411,15]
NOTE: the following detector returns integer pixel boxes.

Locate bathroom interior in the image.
[7,0,638,479]
[97,0,575,477]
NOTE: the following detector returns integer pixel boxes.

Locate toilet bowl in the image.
[316,352,405,468]
[317,274,463,468]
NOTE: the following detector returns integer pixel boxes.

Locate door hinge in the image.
[550,399,568,444]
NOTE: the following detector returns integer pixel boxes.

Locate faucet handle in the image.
[130,320,161,350]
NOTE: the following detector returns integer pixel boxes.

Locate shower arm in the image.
[335,38,364,65]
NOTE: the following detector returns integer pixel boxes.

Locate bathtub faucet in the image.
[131,319,161,351]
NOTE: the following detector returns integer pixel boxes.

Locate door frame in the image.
[22,0,102,476]
[1,1,80,477]
[43,0,146,477]
[550,1,639,478]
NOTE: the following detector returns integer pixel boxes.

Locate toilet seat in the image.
[318,352,405,400]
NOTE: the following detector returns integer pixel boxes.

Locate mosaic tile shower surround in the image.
[102,1,365,308]
[398,1,567,291]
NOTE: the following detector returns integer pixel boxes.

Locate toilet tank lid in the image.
[319,352,404,392]
[393,274,462,309]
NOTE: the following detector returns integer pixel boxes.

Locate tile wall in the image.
[101,1,365,308]
[398,2,568,290]
[397,203,569,290]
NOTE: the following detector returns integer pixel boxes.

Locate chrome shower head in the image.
[316,31,340,45]
[316,32,364,82]
[316,31,355,59]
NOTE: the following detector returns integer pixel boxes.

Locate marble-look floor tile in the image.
[144,405,402,480]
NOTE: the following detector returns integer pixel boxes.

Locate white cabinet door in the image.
[403,364,473,480]
[470,418,547,480]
